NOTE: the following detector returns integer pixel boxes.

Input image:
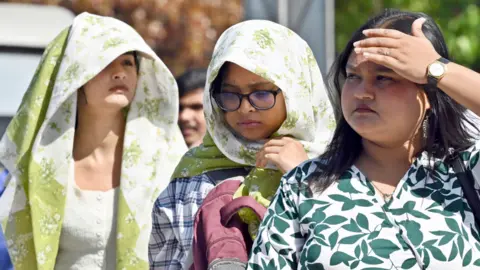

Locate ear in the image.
[421,89,431,111]
[77,87,88,105]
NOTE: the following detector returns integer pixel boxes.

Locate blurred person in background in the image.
[177,68,208,148]
[0,12,186,270]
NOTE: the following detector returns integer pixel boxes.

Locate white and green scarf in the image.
[0,13,187,270]
[171,20,336,237]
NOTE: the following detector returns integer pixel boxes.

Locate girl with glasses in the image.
[148,20,335,269]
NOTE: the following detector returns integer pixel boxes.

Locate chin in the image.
[105,97,132,107]
[240,133,267,142]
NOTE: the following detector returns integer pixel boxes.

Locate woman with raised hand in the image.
[248,9,480,269]
[149,20,335,269]
[0,13,187,270]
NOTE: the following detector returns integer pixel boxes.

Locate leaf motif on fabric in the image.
[59,61,82,86]
[253,29,276,51]
[282,111,299,130]
[102,37,127,50]
[38,158,57,186]
[253,66,274,82]
[330,251,355,266]
[122,140,143,168]
[136,98,162,122]
[369,239,401,259]
[238,146,257,164]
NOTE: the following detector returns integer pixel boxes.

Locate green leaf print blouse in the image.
[248,141,480,269]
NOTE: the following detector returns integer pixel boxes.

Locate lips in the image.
[354,104,375,113]
[238,120,262,128]
[109,85,129,92]
[181,126,197,136]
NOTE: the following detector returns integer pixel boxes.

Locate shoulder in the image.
[458,140,480,169]
[276,158,328,201]
[154,173,215,209]
[283,158,327,186]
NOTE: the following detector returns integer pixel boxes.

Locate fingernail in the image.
[362,29,370,35]
[354,48,361,53]
[363,52,370,58]
[353,41,359,47]
[420,17,427,23]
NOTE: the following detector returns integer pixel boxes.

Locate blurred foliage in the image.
[2,0,243,76]
[4,0,479,73]
[336,0,480,71]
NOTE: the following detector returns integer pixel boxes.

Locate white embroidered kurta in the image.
[56,183,119,270]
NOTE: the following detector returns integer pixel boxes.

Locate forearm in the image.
[438,62,480,116]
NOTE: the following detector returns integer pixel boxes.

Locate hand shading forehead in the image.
[346,52,393,73]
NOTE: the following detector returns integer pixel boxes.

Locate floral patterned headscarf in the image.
[172,20,335,178]
[0,13,187,270]
[170,20,336,239]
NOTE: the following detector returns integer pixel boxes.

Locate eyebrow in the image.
[221,82,240,89]
[248,81,272,87]
[345,64,356,72]
[222,81,273,88]
[345,63,394,73]
[375,66,394,73]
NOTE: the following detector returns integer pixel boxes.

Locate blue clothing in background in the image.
[0,167,13,270]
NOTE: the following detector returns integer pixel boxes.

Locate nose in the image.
[111,64,127,81]
[179,108,194,122]
[237,96,255,113]
[353,81,375,100]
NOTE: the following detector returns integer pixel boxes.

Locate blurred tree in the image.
[1,0,243,76]
[335,0,480,71]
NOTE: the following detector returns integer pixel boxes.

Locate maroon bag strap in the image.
[220,196,267,226]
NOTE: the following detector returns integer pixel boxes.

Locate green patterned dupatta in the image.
[0,13,187,270]
[171,20,337,238]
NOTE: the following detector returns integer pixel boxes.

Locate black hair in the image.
[210,64,228,96]
[126,51,140,73]
[176,68,208,98]
[311,9,479,191]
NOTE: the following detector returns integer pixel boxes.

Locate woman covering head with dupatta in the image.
[0,13,187,270]
[149,19,335,269]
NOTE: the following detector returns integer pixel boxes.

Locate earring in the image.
[422,114,429,139]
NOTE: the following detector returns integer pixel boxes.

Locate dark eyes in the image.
[346,74,393,81]
[122,59,135,67]
[346,73,360,80]
[376,75,393,81]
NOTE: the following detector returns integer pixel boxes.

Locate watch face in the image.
[429,62,445,77]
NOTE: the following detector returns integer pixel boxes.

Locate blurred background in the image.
[1,0,479,137]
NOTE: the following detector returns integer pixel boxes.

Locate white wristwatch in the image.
[427,57,449,86]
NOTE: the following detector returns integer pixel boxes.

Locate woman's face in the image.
[218,63,287,141]
[341,52,430,146]
[80,53,138,110]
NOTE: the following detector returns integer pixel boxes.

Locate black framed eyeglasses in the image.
[213,89,282,112]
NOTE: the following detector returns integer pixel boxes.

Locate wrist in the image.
[426,57,450,87]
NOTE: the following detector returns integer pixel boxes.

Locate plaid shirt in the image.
[149,173,216,269]
[148,169,249,269]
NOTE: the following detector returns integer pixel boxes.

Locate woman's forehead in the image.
[346,52,391,72]
[222,63,274,86]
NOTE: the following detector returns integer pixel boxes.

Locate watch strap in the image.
[438,57,450,64]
